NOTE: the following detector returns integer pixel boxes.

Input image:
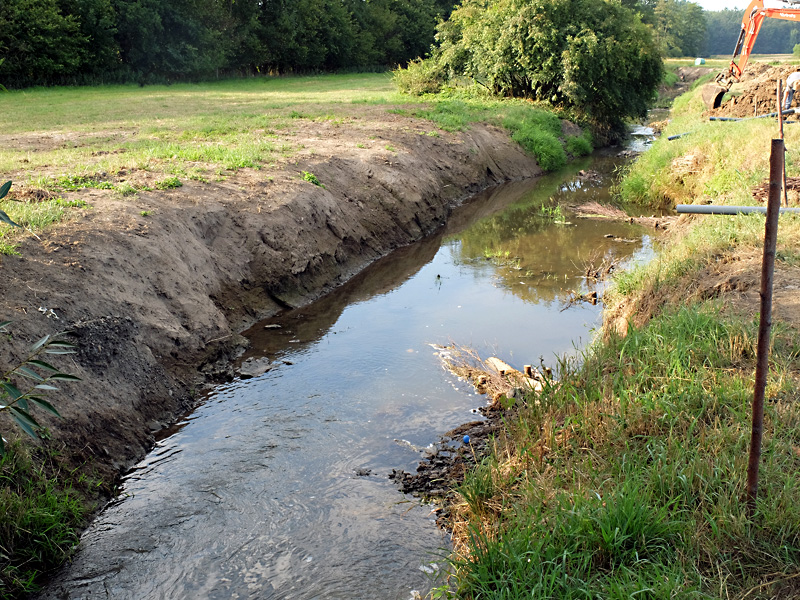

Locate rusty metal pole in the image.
[746,138,783,515]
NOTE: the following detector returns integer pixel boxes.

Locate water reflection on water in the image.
[39,152,657,600]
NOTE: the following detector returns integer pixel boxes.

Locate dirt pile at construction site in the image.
[707,63,799,119]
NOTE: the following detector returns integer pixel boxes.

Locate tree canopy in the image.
[401,0,663,140]
[0,0,455,87]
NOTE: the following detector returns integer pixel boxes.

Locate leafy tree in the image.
[112,0,233,81]
[59,0,120,79]
[2,0,448,85]
[0,0,86,87]
[654,0,705,57]
[420,0,663,141]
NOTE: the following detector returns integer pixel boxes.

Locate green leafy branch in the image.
[0,321,80,456]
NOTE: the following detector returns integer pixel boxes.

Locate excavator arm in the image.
[704,0,800,109]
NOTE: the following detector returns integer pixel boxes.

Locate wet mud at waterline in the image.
[36,150,662,600]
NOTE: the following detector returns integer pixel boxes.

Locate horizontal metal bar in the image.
[676,204,800,215]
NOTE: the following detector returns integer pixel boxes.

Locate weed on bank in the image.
[0,442,88,599]
[436,305,800,599]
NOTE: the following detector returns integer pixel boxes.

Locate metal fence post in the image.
[746,137,783,515]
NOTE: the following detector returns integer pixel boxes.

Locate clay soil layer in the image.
[1,115,542,484]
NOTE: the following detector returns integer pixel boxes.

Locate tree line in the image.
[5,0,791,91]
[0,0,454,88]
[704,8,800,57]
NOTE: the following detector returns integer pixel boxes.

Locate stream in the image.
[39,147,658,600]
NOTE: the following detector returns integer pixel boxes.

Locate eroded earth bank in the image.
[1,117,544,490]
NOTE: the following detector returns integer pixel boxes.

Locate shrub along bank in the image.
[435,69,800,599]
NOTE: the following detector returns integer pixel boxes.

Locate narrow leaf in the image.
[0,320,11,329]
[29,397,61,417]
[12,415,38,439]
[27,359,59,372]
[0,381,22,400]
[33,384,60,391]
[48,373,81,382]
[10,406,39,427]
[31,335,50,352]
[0,209,21,228]
[10,407,40,438]
[15,366,44,382]
[17,398,28,411]
[44,348,77,355]
[45,341,77,349]
[0,181,10,200]
[0,435,5,457]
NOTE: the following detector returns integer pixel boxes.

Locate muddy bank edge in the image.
[1,120,542,487]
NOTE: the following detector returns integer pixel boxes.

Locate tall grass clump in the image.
[438,304,800,600]
[447,484,690,600]
[565,131,593,157]
[500,106,569,171]
[412,100,592,172]
[502,106,567,171]
[1,443,88,598]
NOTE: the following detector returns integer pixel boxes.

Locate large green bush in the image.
[402,0,663,142]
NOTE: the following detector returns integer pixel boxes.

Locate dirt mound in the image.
[752,176,800,205]
[707,63,798,118]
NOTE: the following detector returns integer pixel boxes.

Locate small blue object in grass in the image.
[463,435,470,444]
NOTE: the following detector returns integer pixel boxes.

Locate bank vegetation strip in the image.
[434,70,800,599]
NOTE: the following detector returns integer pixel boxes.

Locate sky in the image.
[695,1,746,10]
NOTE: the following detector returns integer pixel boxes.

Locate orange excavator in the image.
[703,0,800,109]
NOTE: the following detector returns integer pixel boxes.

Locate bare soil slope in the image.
[707,63,797,118]
[1,115,541,485]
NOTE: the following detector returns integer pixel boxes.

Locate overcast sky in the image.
[695,1,746,10]
[692,0,779,10]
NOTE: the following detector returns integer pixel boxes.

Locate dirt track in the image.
[0,115,543,488]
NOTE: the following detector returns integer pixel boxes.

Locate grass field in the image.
[0,73,401,179]
[0,72,593,256]
[0,72,585,191]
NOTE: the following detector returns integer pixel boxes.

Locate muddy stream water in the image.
[40,144,659,600]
